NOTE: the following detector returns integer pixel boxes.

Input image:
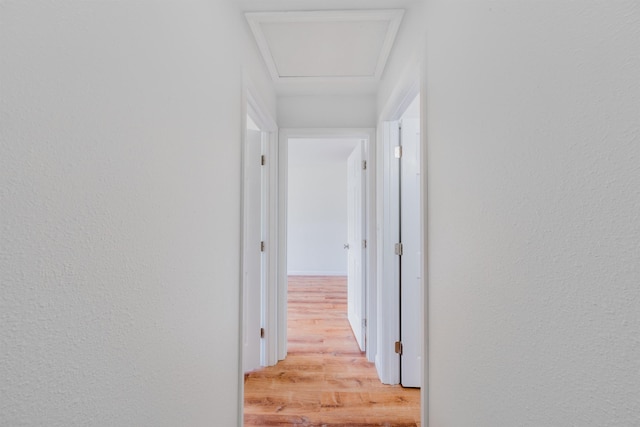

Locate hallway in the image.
[244,276,420,426]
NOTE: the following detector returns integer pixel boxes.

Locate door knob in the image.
[343,243,350,249]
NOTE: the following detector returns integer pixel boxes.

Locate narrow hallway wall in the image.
[424,1,640,426]
[1,1,275,425]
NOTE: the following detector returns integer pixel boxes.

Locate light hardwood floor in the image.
[244,275,420,426]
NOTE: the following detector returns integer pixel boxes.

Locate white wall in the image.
[278,95,376,128]
[0,1,274,425]
[287,138,359,275]
[424,1,640,426]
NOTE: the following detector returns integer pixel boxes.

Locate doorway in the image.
[287,137,365,349]
[276,128,377,363]
[240,87,278,377]
[286,138,359,277]
[375,86,424,394]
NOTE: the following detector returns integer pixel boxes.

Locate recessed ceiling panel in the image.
[261,21,390,78]
[246,10,404,85]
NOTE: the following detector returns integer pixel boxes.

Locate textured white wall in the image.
[424,1,640,426]
[278,95,376,128]
[0,1,274,425]
[287,139,358,275]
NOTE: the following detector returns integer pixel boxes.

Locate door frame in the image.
[242,125,263,374]
[276,128,377,362]
[377,81,421,385]
[238,74,278,424]
[247,97,279,370]
[377,66,428,426]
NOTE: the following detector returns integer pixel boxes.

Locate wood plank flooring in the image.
[244,275,420,426]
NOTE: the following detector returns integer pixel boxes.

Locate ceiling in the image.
[239,0,416,95]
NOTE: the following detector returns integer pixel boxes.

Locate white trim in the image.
[245,10,404,83]
[245,78,277,132]
[269,76,379,85]
[239,74,279,427]
[277,128,377,363]
[262,130,279,367]
[282,128,375,139]
[376,74,421,386]
[377,69,426,427]
[363,133,377,363]
[243,73,279,369]
[277,132,288,361]
[420,63,429,427]
[379,58,420,122]
[288,271,347,277]
[237,76,248,427]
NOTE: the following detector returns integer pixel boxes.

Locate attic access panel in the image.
[246,10,404,82]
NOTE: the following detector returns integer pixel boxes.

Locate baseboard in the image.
[287,270,347,276]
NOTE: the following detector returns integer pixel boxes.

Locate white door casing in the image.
[347,142,366,352]
[400,117,421,387]
[275,128,375,364]
[243,128,263,373]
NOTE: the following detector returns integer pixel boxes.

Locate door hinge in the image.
[362,318,367,328]
[394,146,402,159]
[394,242,403,256]
[395,341,403,355]
[261,155,266,166]
[362,160,367,170]
[362,239,367,249]
[260,241,265,252]
[260,327,265,339]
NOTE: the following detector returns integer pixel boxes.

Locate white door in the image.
[400,117,421,387]
[378,121,401,385]
[347,142,366,351]
[243,128,262,373]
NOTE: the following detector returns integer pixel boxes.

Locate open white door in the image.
[243,128,263,373]
[400,117,421,387]
[347,142,366,351]
[376,121,401,385]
